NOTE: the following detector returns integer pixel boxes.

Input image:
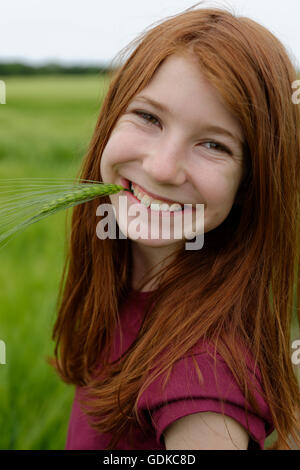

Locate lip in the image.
[119,177,195,214]
[120,177,186,207]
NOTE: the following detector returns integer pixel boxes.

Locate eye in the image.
[131,110,232,155]
[133,110,160,127]
[201,141,232,155]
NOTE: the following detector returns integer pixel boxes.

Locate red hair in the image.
[48,3,300,449]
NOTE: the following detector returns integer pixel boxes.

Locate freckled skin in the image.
[100,54,246,286]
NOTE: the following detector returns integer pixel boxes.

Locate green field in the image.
[0,75,109,449]
[0,75,298,449]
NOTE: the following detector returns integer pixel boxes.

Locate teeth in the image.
[132,184,144,200]
[150,203,161,211]
[160,203,170,211]
[141,195,151,207]
[131,182,182,211]
[169,203,183,211]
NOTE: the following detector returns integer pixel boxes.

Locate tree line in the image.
[0,62,111,76]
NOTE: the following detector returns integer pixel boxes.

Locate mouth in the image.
[120,177,196,213]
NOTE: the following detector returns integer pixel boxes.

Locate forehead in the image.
[131,54,244,144]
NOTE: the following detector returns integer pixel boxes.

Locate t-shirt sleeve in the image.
[138,350,275,450]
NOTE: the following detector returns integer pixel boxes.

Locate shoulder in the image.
[164,411,250,450]
[138,340,273,450]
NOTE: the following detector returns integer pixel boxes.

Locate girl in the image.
[48,4,300,450]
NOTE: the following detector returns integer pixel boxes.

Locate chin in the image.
[130,237,183,248]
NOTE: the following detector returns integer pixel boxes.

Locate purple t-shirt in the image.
[65,290,274,450]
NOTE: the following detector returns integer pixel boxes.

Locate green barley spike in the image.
[33,183,126,219]
[0,180,130,249]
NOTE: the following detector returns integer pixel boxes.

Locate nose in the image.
[142,140,187,186]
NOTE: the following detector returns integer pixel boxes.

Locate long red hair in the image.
[48,4,300,449]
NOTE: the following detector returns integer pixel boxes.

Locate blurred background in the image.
[0,0,299,450]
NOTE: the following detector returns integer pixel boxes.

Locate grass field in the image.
[0,74,110,449]
[0,75,298,450]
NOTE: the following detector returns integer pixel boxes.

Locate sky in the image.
[1,0,300,70]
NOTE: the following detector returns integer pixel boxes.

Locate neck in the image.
[130,241,182,292]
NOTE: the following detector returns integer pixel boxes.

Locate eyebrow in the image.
[131,95,243,147]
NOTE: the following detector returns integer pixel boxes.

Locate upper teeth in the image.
[131,182,182,212]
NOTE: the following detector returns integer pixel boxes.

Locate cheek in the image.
[101,126,144,168]
[101,133,124,166]
[100,133,127,179]
[196,167,242,207]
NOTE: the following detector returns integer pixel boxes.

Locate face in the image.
[100,54,245,255]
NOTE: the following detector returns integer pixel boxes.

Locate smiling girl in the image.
[49,4,300,450]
